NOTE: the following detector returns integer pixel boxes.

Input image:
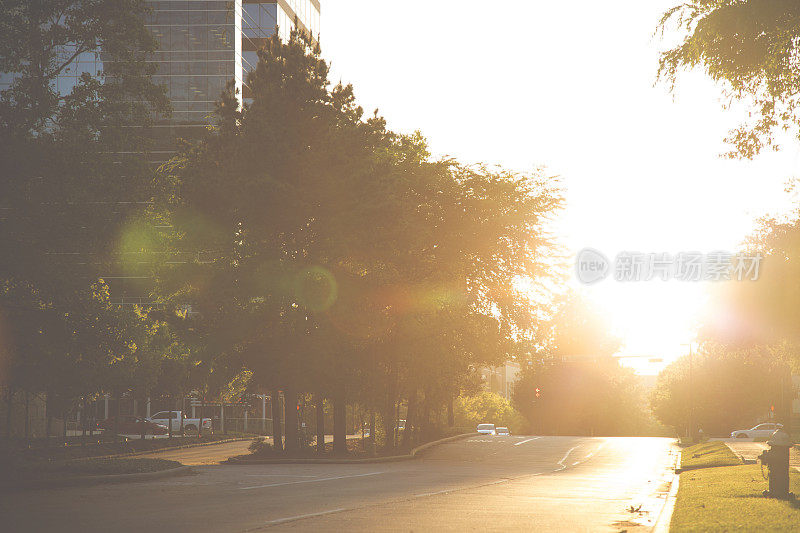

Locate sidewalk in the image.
[724,440,800,471]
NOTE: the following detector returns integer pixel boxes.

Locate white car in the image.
[495,427,510,436]
[476,423,496,436]
[730,422,783,439]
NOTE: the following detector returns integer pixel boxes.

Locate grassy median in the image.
[1,457,183,488]
[680,441,741,470]
[671,465,800,531]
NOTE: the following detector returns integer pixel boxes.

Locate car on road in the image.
[476,423,496,436]
[97,416,169,435]
[495,427,511,436]
[148,411,213,434]
[730,422,783,439]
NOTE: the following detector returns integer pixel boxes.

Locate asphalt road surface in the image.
[2,435,677,532]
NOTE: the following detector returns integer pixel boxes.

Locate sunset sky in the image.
[322,0,800,372]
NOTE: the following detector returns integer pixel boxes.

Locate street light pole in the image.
[681,342,694,442]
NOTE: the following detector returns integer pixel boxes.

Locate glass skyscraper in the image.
[146,0,321,161]
[0,1,321,304]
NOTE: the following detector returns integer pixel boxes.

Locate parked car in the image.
[495,427,511,436]
[148,411,213,434]
[97,416,168,435]
[730,422,783,439]
[476,423,496,435]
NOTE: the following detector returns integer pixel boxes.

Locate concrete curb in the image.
[2,465,194,492]
[224,433,478,465]
[653,445,682,533]
[73,437,254,462]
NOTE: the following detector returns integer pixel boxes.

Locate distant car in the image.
[730,422,783,439]
[476,423,496,436]
[495,427,511,436]
[97,416,169,435]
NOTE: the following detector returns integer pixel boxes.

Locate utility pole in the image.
[681,342,694,442]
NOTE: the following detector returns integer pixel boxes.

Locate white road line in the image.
[583,442,606,460]
[556,445,581,471]
[239,471,385,490]
[415,489,452,498]
[262,508,346,525]
[244,474,319,478]
[513,437,541,446]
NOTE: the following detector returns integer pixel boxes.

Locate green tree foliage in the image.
[0,1,169,422]
[162,28,562,451]
[514,358,655,436]
[512,290,656,436]
[453,391,527,433]
[657,0,800,158]
[650,344,784,435]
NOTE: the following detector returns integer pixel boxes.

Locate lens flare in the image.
[294,266,338,312]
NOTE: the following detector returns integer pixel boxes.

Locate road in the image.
[1,435,677,532]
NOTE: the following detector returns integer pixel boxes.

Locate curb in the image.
[653,443,682,533]
[224,433,477,465]
[73,437,254,462]
[2,465,193,492]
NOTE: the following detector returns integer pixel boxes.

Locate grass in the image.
[671,465,800,532]
[1,431,234,463]
[1,457,182,487]
[680,441,741,470]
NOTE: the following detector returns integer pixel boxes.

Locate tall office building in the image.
[146,0,321,161]
[0,1,321,304]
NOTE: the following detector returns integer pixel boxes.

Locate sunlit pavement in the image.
[1,436,678,532]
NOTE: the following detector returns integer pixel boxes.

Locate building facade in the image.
[146,0,321,162]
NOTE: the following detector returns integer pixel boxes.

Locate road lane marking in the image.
[259,508,346,526]
[513,437,541,446]
[583,442,605,460]
[240,471,385,490]
[556,445,581,471]
[415,489,452,497]
[244,474,319,477]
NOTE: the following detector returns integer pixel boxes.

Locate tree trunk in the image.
[45,397,52,446]
[333,390,347,456]
[271,390,283,452]
[447,396,455,427]
[179,397,185,437]
[402,390,417,449]
[24,391,30,442]
[198,396,204,439]
[315,393,325,454]
[5,388,12,439]
[369,409,376,455]
[284,387,298,453]
[167,395,173,440]
[113,391,121,443]
[381,395,394,452]
[140,394,147,440]
[395,399,400,449]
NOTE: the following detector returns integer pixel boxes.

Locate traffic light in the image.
[535,387,541,399]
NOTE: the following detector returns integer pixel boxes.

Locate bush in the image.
[454,391,528,433]
[248,437,272,455]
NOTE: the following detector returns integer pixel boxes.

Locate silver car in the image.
[476,423,496,436]
[730,422,783,439]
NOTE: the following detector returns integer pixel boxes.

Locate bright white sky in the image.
[320,0,800,373]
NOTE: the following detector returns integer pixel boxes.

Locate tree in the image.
[650,344,784,435]
[511,290,655,436]
[657,0,800,158]
[161,26,563,455]
[453,391,527,433]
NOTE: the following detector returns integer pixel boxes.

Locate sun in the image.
[584,279,704,374]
